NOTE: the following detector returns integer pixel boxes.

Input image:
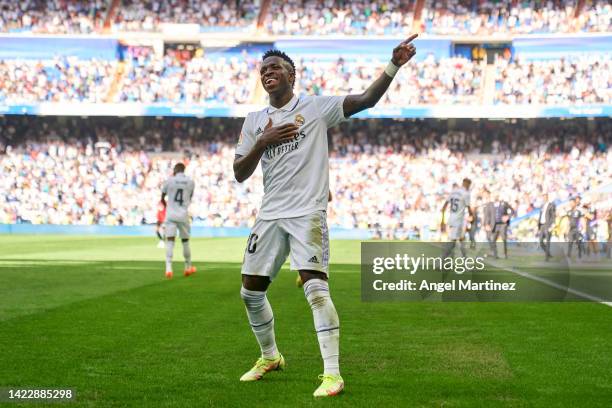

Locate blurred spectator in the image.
[579,1,612,32]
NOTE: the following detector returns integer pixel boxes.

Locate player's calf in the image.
[165,237,175,278]
[302,276,342,395]
[181,238,195,276]
[239,285,282,381]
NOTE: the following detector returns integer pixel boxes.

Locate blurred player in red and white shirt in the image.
[156,200,166,248]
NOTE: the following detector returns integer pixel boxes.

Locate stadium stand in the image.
[1,50,608,108]
[1,1,608,35]
[263,0,415,35]
[1,116,610,240]
[112,0,259,32]
[420,0,612,35]
[0,0,107,34]
[0,2,609,242]
[115,47,259,105]
[295,54,482,105]
[0,57,117,103]
[494,55,611,105]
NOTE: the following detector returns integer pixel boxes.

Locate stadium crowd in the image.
[1,117,610,240]
[2,50,610,107]
[263,0,414,35]
[264,0,611,35]
[295,54,482,105]
[0,0,609,34]
[112,0,259,32]
[0,57,117,104]
[494,55,611,105]
[0,51,484,106]
[116,47,259,105]
[421,0,611,35]
[0,0,107,34]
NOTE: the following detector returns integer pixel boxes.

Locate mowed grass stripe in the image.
[0,235,362,264]
[0,261,242,321]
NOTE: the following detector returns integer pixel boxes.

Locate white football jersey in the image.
[236,94,346,220]
[162,172,195,222]
[447,187,471,226]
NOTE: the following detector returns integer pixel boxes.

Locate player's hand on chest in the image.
[258,114,308,148]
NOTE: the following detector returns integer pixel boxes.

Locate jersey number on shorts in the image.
[247,233,258,254]
[174,189,184,205]
[450,198,459,212]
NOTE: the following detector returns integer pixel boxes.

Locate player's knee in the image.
[299,270,327,284]
[303,278,331,309]
[241,274,270,292]
[240,286,266,309]
[181,238,189,243]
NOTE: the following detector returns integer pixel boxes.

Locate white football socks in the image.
[182,240,192,269]
[240,287,279,359]
[165,240,175,271]
[303,279,340,376]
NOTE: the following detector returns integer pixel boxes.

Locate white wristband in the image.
[384,61,400,78]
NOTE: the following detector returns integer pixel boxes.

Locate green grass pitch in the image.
[1,235,611,407]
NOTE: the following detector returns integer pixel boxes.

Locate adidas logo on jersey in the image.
[308,255,319,263]
[255,127,263,136]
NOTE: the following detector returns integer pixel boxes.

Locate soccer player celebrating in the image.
[440,178,473,258]
[233,35,417,397]
[161,163,196,279]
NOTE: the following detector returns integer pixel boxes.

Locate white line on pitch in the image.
[495,263,612,308]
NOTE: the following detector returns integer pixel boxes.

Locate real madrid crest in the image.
[294,114,305,127]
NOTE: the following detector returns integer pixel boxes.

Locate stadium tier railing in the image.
[0,224,373,239]
[1,103,609,119]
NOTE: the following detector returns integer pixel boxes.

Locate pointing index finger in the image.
[402,33,418,44]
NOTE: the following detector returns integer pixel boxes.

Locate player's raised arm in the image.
[342,34,417,118]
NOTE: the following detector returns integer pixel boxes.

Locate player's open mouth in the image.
[264,77,279,87]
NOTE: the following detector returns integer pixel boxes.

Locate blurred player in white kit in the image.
[161,162,196,279]
[440,178,473,258]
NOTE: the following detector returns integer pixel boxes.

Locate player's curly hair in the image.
[262,49,296,75]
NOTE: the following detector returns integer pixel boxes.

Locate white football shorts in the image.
[448,222,465,241]
[165,219,191,239]
[241,210,329,280]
